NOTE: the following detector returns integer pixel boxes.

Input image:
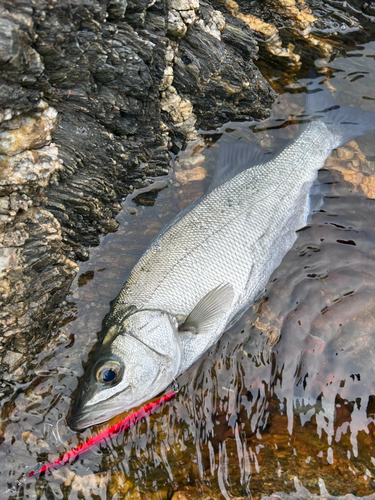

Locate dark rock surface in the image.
[0,0,374,377]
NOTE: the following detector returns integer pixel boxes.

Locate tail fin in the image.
[306,70,375,147]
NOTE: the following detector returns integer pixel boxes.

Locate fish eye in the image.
[96,362,120,384]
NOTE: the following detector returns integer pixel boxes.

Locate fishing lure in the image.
[28,391,176,477]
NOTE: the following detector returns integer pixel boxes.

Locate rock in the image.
[161,86,195,128]
[173,14,273,129]
[260,476,373,499]
[108,469,133,496]
[169,0,199,10]
[0,11,44,85]
[174,165,206,183]
[197,8,225,39]
[0,143,62,190]
[107,0,128,20]
[0,105,57,156]
[171,490,201,500]
[2,350,22,370]
[168,9,188,38]
[216,0,367,66]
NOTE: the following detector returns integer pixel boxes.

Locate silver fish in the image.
[68,78,375,430]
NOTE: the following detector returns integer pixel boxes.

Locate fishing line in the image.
[26,391,176,478]
[0,390,177,497]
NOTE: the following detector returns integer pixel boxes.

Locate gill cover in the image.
[68,310,181,430]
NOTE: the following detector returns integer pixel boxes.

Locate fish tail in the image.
[306,69,375,148]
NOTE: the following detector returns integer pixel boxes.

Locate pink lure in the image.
[28,391,176,477]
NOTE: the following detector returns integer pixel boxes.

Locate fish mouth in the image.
[68,401,129,431]
[68,386,165,431]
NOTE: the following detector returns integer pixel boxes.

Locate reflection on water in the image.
[2,44,375,499]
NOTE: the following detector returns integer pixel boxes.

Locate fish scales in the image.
[113,122,329,325]
[68,82,375,430]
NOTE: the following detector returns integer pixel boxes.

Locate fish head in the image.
[68,309,181,430]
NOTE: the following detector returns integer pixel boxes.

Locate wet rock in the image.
[168,9,189,38]
[175,166,207,184]
[0,142,61,192]
[167,0,200,38]
[171,490,207,500]
[363,1,375,16]
[2,350,22,370]
[161,86,196,135]
[169,0,199,9]
[261,476,375,499]
[108,469,133,496]
[326,141,375,199]
[173,17,270,128]
[214,0,373,70]
[0,10,44,85]
[0,102,56,155]
[107,0,128,20]
[0,207,78,352]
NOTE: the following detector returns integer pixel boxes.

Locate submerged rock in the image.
[262,476,375,500]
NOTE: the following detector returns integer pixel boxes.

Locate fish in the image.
[68,74,375,431]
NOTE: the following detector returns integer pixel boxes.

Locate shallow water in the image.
[3,43,375,499]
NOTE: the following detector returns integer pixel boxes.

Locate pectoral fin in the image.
[102,325,119,345]
[179,284,234,334]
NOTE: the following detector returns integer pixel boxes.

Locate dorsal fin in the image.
[209,140,272,191]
